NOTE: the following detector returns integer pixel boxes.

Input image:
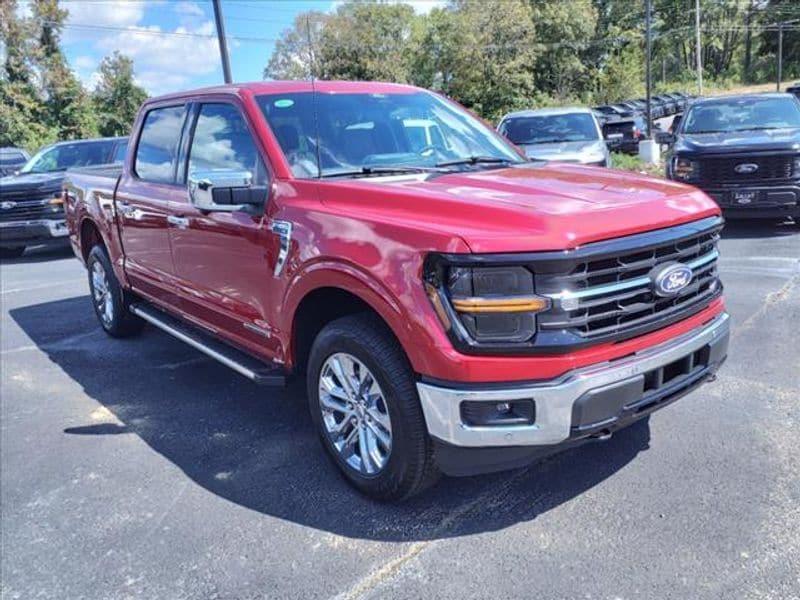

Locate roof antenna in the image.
[306,14,322,178]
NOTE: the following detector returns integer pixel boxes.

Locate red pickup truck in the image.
[64,81,729,500]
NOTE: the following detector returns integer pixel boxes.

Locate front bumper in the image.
[702,183,800,218]
[418,312,729,474]
[0,219,70,248]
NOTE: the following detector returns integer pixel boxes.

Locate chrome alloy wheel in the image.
[91,260,114,327]
[318,353,393,475]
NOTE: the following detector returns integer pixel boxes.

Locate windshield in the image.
[20,140,117,174]
[682,96,800,134]
[256,91,522,178]
[502,113,600,145]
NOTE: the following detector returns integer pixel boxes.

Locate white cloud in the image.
[58,0,223,97]
[64,0,145,28]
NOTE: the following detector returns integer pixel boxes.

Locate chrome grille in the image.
[536,220,722,341]
[0,198,61,223]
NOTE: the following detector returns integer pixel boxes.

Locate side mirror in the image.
[188,169,266,213]
[656,132,676,146]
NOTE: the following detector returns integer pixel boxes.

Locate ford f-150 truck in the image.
[0,137,127,258]
[64,81,729,500]
[666,93,800,220]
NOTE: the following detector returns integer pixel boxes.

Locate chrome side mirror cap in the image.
[188,169,265,213]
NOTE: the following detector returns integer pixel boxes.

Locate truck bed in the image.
[66,163,124,181]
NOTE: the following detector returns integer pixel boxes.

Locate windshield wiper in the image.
[319,165,446,179]
[435,155,514,168]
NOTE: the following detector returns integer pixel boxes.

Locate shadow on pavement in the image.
[721,218,799,239]
[11,295,651,542]
[0,244,73,265]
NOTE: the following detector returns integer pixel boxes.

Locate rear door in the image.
[168,101,280,359]
[116,103,189,306]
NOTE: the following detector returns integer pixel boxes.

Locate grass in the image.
[610,152,665,178]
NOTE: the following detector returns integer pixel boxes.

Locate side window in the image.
[188,103,266,184]
[135,105,186,183]
[113,141,128,163]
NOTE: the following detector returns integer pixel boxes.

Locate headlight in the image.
[672,156,697,181]
[424,259,550,346]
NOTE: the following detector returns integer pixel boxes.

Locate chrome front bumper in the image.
[418,312,730,448]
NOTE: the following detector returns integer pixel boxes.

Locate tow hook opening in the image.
[592,429,613,441]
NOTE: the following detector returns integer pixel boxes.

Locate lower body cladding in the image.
[418,312,730,476]
[0,219,70,249]
[704,183,800,219]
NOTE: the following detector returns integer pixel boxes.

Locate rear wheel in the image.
[0,246,25,259]
[307,314,439,501]
[87,245,144,337]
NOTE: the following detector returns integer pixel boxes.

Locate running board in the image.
[130,303,286,386]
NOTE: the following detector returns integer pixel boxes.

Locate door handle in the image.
[116,201,144,221]
[167,215,190,229]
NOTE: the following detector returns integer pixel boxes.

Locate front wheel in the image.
[307,314,439,501]
[86,245,144,338]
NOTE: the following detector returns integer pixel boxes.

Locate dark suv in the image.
[666,93,800,219]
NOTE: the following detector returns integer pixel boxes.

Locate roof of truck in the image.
[148,80,423,103]
[500,106,595,120]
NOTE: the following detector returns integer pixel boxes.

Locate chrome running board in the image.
[130,303,286,386]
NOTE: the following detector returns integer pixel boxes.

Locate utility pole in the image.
[695,0,703,96]
[777,21,783,91]
[645,0,652,139]
[212,0,232,84]
[694,0,703,96]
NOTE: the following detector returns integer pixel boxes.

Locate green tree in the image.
[530,0,599,100]
[32,0,98,139]
[264,11,329,80]
[317,1,419,82]
[92,52,148,137]
[445,0,539,120]
[0,0,55,149]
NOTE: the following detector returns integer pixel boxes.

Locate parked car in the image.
[653,95,679,116]
[665,92,689,112]
[593,104,633,120]
[0,147,30,177]
[666,93,800,219]
[0,137,127,258]
[787,83,800,100]
[602,113,647,153]
[497,107,610,166]
[65,81,728,500]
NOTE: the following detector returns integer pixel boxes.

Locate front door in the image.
[168,101,280,360]
[117,103,188,306]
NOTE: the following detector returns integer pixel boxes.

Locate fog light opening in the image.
[461,399,535,427]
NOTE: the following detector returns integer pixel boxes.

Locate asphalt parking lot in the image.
[1,220,798,600]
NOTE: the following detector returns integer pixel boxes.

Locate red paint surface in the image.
[66,81,724,384]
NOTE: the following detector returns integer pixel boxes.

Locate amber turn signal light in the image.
[451,296,550,314]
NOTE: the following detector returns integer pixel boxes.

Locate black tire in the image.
[0,246,25,259]
[307,313,439,501]
[86,244,144,338]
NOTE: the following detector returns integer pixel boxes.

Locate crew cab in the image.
[0,137,127,258]
[65,82,729,500]
[666,93,800,219]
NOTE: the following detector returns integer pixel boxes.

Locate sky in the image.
[24,0,446,96]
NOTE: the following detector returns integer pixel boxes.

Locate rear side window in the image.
[135,106,186,183]
[113,141,128,163]
[188,103,266,183]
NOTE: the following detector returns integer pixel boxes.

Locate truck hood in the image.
[519,140,606,163]
[320,163,720,253]
[0,171,65,197]
[674,128,800,155]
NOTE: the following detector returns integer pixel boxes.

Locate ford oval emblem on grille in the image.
[652,263,693,297]
[0,201,17,210]
[734,163,758,174]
